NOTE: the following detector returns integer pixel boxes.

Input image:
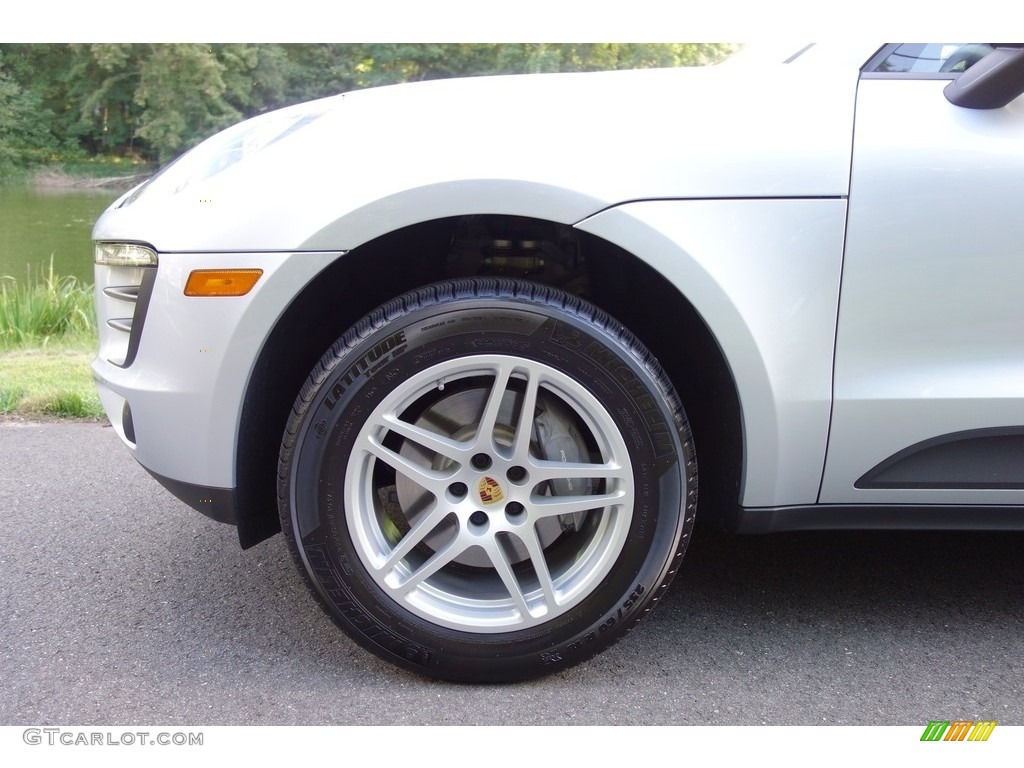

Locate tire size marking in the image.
[620,583,646,612]
[324,331,408,410]
[600,583,647,631]
[542,583,647,663]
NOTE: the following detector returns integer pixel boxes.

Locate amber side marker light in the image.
[184,269,264,297]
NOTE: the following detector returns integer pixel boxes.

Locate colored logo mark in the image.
[920,720,996,742]
[478,476,504,505]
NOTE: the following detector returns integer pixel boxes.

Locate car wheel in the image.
[278,278,696,682]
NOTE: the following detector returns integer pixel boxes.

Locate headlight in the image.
[120,101,331,207]
[94,242,159,267]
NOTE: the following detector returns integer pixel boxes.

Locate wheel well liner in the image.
[234,216,742,548]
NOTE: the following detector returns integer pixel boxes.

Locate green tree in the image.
[64,44,143,156]
[133,44,243,163]
[0,51,58,179]
[0,43,737,172]
[338,43,734,84]
[345,43,502,86]
[217,43,289,113]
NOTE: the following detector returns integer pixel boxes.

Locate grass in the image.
[0,258,96,347]
[0,264,104,420]
[0,340,104,418]
[0,385,25,414]
[45,391,93,418]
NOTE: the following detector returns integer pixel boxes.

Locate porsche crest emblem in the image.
[478,476,504,505]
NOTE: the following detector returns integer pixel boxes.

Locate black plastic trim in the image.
[944,45,1024,109]
[729,503,1024,534]
[122,400,135,444]
[143,467,238,526]
[856,427,1024,490]
[113,267,157,369]
[862,43,900,73]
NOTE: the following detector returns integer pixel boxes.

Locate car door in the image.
[821,44,1024,508]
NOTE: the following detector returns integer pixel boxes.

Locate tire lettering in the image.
[563,632,598,655]
[635,503,649,538]
[608,584,647,623]
[579,341,674,458]
[548,631,599,659]
[324,331,408,410]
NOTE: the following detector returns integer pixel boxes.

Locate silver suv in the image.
[92,43,1024,681]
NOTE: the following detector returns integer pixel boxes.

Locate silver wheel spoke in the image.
[529,490,628,518]
[392,533,470,597]
[363,434,453,493]
[381,502,451,572]
[510,368,541,460]
[476,363,513,451]
[529,459,627,483]
[486,541,532,619]
[381,414,468,465]
[515,529,558,615]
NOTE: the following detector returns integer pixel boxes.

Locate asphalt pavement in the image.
[2,420,1022,726]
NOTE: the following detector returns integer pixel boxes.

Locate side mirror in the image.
[944,45,1024,109]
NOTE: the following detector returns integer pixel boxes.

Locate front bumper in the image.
[93,249,340,523]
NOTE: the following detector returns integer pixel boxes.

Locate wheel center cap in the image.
[477,476,504,506]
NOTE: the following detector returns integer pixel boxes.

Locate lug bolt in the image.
[507,466,527,482]
[448,482,468,498]
[506,501,525,516]
[469,510,488,526]
[471,453,492,470]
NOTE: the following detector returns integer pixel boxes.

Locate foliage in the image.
[0,259,96,347]
[0,385,23,413]
[0,264,103,418]
[0,43,735,171]
[133,44,244,163]
[0,50,60,180]
[43,391,94,418]
[0,343,105,419]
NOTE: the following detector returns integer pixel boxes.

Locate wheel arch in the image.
[234,214,743,548]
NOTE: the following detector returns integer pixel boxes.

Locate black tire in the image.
[278,278,696,682]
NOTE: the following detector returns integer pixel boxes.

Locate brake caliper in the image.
[533,396,594,532]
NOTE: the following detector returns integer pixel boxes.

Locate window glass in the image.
[867,44,993,74]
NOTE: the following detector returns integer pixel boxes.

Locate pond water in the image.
[0,187,121,285]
